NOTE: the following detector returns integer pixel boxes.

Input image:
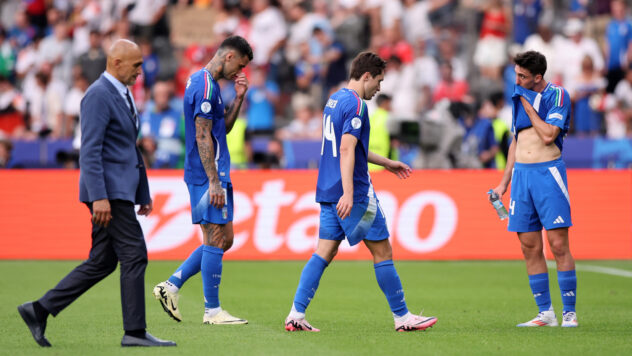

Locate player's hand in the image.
[385,160,412,179]
[336,194,353,220]
[519,96,533,111]
[209,181,225,209]
[234,72,249,98]
[489,185,507,202]
[137,199,153,216]
[92,199,112,227]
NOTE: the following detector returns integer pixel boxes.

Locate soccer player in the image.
[152,36,252,325]
[284,52,438,332]
[491,50,578,327]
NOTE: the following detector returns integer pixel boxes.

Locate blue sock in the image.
[374,260,408,317]
[558,270,577,312]
[168,245,203,288]
[292,254,328,313]
[528,273,552,312]
[201,245,223,309]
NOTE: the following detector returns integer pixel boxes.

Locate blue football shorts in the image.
[508,158,572,232]
[319,193,389,246]
[187,181,233,225]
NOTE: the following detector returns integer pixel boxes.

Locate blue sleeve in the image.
[79,88,111,201]
[191,75,217,120]
[341,99,364,140]
[545,89,571,130]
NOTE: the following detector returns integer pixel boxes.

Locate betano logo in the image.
[140,178,457,256]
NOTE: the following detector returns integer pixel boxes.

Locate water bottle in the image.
[488,189,509,220]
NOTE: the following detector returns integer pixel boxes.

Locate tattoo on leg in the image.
[202,223,225,248]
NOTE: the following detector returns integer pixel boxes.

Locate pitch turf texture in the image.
[2,260,631,355]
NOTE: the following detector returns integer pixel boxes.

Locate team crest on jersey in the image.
[201,101,211,113]
[186,77,191,89]
[351,117,362,129]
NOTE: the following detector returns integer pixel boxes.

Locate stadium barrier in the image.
[1,170,630,260]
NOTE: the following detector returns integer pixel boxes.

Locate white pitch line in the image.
[547,261,632,278]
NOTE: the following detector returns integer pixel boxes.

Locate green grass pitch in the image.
[1,260,631,355]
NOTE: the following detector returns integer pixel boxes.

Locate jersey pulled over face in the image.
[512,82,571,151]
[316,88,373,203]
[183,68,231,184]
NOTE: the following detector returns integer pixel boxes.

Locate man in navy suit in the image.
[17,39,176,348]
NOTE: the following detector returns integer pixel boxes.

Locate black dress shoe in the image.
[121,332,176,347]
[17,302,51,347]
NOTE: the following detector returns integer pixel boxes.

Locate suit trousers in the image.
[38,200,148,331]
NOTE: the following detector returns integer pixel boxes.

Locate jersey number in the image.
[321,114,337,157]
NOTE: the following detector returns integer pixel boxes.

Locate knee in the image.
[520,242,542,258]
[316,246,338,262]
[223,236,234,251]
[374,246,392,262]
[549,240,570,257]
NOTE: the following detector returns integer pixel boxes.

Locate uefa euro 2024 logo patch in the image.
[201,101,211,114]
[351,117,362,129]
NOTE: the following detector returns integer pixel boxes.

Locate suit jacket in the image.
[79,74,150,205]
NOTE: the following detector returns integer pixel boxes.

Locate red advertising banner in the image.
[1,170,630,260]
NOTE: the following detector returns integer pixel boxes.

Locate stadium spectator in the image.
[126,0,169,39]
[0,28,15,80]
[76,30,107,85]
[560,18,604,88]
[312,25,347,106]
[473,0,509,81]
[433,61,470,104]
[249,0,287,68]
[61,69,88,139]
[513,0,542,45]
[569,55,606,136]
[245,65,279,134]
[139,81,184,168]
[522,14,565,83]
[331,0,368,63]
[604,0,632,92]
[380,55,417,121]
[0,75,25,138]
[488,91,512,170]
[139,39,159,89]
[38,21,73,86]
[0,136,16,168]
[278,98,321,141]
[458,101,499,169]
[368,93,392,171]
[8,10,36,50]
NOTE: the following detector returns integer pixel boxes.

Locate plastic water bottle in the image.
[488,189,509,220]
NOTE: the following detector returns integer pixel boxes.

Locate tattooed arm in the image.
[196,116,225,208]
[225,73,248,134]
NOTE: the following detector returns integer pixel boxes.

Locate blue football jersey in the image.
[183,68,230,184]
[316,88,373,203]
[512,82,571,151]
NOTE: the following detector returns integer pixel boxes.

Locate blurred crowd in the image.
[1,0,632,170]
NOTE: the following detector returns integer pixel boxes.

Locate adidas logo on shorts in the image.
[553,216,565,224]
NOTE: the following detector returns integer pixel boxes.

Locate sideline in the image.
[547,261,632,278]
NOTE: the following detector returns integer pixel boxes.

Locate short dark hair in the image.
[349,52,386,80]
[376,93,391,106]
[219,36,253,61]
[489,91,504,107]
[514,50,547,77]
